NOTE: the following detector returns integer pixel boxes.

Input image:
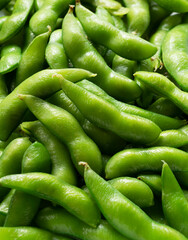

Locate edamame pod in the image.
[162,24,188,91]
[61,77,161,144]
[29,0,74,35]
[0,137,31,199]
[75,2,157,60]
[150,125,188,148]
[0,45,21,74]
[81,162,187,240]
[0,190,15,216]
[0,0,34,44]
[19,94,102,176]
[122,0,150,36]
[48,90,126,154]
[36,207,128,240]
[21,121,77,185]
[15,30,51,86]
[0,227,71,240]
[0,76,8,103]
[62,8,141,102]
[77,79,185,130]
[45,29,68,69]
[162,162,188,237]
[105,147,188,186]
[134,71,188,115]
[0,68,95,141]
[0,172,101,227]
[153,0,188,12]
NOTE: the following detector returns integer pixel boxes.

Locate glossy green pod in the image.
[21,121,77,185]
[0,68,95,141]
[60,78,161,144]
[75,2,157,60]
[82,162,187,240]
[153,0,188,12]
[15,30,51,86]
[162,162,188,237]
[0,172,101,227]
[19,94,102,176]
[77,80,185,130]
[36,207,128,240]
[0,0,34,44]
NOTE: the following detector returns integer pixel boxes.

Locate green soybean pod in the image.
[0,16,8,30]
[29,0,74,35]
[60,77,161,144]
[122,0,150,36]
[77,80,185,130]
[0,45,21,74]
[0,172,101,228]
[0,226,72,240]
[4,142,51,227]
[162,24,188,91]
[0,76,8,103]
[150,125,188,148]
[162,162,188,237]
[81,162,187,240]
[34,0,45,10]
[134,71,188,115]
[0,0,34,44]
[0,190,15,216]
[0,68,95,141]
[21,121,77,186]
[36,207,128,240]
[19,94,102,176]
[148,97,183,118]
[15,30,51,86]
[75,2,157,60]
[111,15,127,32]
[45,29,68,69]
[62,7,141,102]
[48,90,126,155]
[0,137,31,200]
[105,147,188,186]
[153,0,188,12]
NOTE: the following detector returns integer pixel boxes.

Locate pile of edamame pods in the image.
[0,0,188,239]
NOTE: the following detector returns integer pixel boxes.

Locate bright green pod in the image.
[36,207,128,240]
[34,0,45,10]
[48,90,126,155]
[134,71,188,115]
[4,142,51,227]
[112,55,136,79]
[84,176,154,208]
[149,13,182,71]
[77,80,185,130]
[0,190,15,216]
[162,24,188,91]
[150,125,188,148]
[0,130,20,149]
[0,227,70,240]
[0,137,31,199]
[19,94,102,176]
[21,121,77,185]
[0,172,101,227]
[162,162,188,237]
[29,0,74,35]
[153,0,188,12]
[0,0,34,44]
[15,30,51,86]
[82,162,187,240]
[0,16,8,30]
[148,97,183,118]
[0,76,8,103]
[45,29,68,69]
[60,78,161,144]
[0,45,21,74]
[122,0,150,36]
[0,68,95,141]
[111,15,127,32]
[75,2,157,60]
[62,8,141,102]
[105,146,188,186]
